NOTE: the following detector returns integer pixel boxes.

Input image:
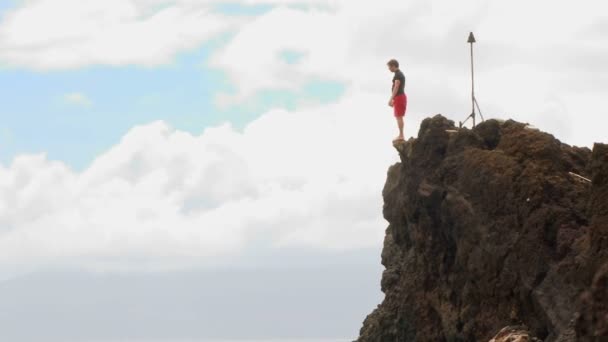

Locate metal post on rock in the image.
[459,32,484,128]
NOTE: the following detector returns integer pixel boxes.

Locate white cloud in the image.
[0,89,397,273]
[0,0,337,71]
[208,0,608,147]
[1,0,607,275]
[209,5,347,101]
[0,0,241,70]
[63,92,92,107]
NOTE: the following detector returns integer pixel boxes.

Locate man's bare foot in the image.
[392,136,404,142]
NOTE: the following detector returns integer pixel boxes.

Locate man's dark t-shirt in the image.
[392,69,406,95]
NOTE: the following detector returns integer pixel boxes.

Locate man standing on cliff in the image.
[387,59,407,142]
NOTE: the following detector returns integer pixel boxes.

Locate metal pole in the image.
[460,32,482,129]
[470,40,475,127]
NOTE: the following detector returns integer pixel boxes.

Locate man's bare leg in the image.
[394,117,404,141]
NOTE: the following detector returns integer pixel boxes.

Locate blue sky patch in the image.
[0,37,346,170]
[213,3,274,16]
[279,50,307,64]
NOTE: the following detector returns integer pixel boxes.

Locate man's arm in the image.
[389,80,401,106]
[391,80,401,99]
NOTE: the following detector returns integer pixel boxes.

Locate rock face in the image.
[357,115,608,342]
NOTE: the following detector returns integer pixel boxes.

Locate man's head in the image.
[387,59,399,72]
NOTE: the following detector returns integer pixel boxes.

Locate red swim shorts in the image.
[393,93,407,117]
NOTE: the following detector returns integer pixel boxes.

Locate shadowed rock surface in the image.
[357,115,608,342]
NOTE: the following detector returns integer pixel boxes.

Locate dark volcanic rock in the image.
[357,115,607,342]
[575,143,608,341]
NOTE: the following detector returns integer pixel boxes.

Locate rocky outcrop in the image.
[357,115,607,341]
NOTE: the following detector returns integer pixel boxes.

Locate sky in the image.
[0,0,606,341]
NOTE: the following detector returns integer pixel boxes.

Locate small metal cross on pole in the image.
[460,32,484,128]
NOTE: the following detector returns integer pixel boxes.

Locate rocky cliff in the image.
[357,115,607,342]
